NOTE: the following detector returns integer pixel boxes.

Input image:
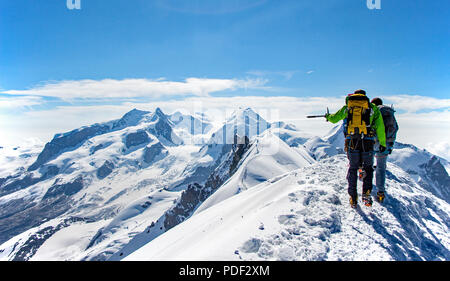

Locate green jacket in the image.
[326,103,387,147]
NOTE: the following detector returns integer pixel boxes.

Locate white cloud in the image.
[426,142,450,161]
[2,78,268,101]
[0,96,342,145]
[381,95,450,113]
[0,96,44,109]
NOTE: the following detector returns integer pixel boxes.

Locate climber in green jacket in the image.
[325,89,386,208]
[326,99,387,148]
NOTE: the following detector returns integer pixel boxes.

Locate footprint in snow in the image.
[240,238,263,253]
[278,214,297,225]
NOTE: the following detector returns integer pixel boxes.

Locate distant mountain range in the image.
[1,107,449,261]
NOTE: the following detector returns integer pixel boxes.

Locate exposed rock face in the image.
[0,195,74,245]
[43,165,60,178]
[0,165,60,197]
[143,142,167,164]
[148,108,180,145]
[0,174,41,197]
[97,161,115,179]
[229,135,250,174]
[11,217,91,261]
[420,156,450,202]
[90,144,104,155]
[43,176,84,199]
[28,124,111,171]
[124,130,151,149]
[164,136,251,230]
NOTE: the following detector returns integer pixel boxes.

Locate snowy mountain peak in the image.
[123,108,149,119]
[228,107,260,122]
[112,108,151,130]
[147,108,174,127]
[152,107,166,120]
[209,107,271,145]
[155,107,164,114]
[270,121,297,131]
[323,124,344,143]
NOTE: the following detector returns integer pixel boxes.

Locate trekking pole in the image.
[307,107,329,119]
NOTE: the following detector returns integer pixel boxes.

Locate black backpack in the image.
[378,105,398,143]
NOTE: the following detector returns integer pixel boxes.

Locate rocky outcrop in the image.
[229,135,250,174]
[43,176,84,200]
[0,174,41,197]
[97,161,114,180]
[0,165,60,197]
[420,156,450,202]
[124,130,151,149]
[28,124,111,171]
[148,108,180,145]
[10,217,91,261]
[164,136,252,230]
[90,144,104,155]
[143,142,167,164]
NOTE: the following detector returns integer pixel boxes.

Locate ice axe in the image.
[307,107,329,119]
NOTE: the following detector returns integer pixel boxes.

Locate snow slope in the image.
[0,107,280,261]
[195,131,315,214]
[125,154,450,261]
[0,108,219,260]
[303,125,345,160]
[1,107,449,261]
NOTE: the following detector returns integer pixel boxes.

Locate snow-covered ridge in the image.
[125,155,450,261]
[195,131,315,214]
[1,107,449,261]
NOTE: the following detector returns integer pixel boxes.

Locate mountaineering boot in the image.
[349,196,358,209]
[376,191,385,203]
[362,190,373,207]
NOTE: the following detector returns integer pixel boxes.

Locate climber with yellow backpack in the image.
[325,90,386,208]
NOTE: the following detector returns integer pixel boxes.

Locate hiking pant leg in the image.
[361,151,374,194]
[375,154,388,193]
[347,150,361,199]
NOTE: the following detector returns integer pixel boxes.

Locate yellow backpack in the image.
[346,94,372,137]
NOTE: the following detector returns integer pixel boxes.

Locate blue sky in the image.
[0,0,450,158]
[1,0,449,97]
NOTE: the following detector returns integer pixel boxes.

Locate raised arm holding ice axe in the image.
[307,108,329,119]
[307,90,386,209]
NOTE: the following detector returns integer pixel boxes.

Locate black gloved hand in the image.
[379,146,386,153]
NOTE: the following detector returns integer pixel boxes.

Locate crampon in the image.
[362,190,373,207]
[376,191,385,203]
[349,196,358,209]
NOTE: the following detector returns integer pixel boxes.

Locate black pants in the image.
[346,139,374,199]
